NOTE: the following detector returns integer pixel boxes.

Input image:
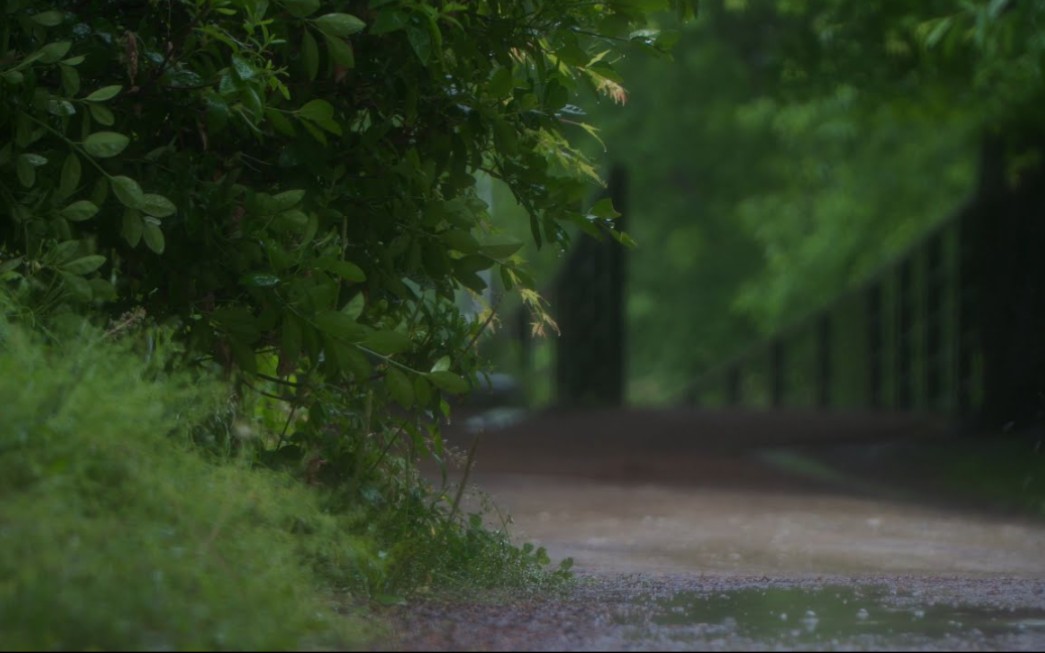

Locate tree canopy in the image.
[0,0,698,468]
[585,0,1041,401]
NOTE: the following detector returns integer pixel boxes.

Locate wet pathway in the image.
[384,408,1045,650]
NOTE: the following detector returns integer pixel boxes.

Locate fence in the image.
[684,208,982,416]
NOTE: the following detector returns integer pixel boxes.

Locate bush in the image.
[0,319,375,650]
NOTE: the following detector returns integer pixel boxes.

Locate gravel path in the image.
[378,408,1045,651]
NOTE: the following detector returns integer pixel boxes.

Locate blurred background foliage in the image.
[485,0,1045,406]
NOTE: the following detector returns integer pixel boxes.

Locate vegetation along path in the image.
[380,408,1045,651]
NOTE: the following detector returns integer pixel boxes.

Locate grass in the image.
[0,316,570,650]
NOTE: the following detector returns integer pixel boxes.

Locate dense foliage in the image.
[0,0,696,646]
[578,0,1043,401]
[0,1,693,498]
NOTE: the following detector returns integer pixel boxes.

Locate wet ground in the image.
[381,408,1045,651]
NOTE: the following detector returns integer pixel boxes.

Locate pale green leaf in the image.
[83,132,129,158]
[61,254,105,274]
[84,85,122,102]
[88,103,115,126]
[60,200,99,222]
[342,292,365,320]
[38,41,72,64]
[121,209,143,247]
[361,330,411,355]
[272,189,305,211]
[426,371,469,394]
[323,33,355,69]
[313,13,366,38]
[110,175,144,209]
[142,222,165,254]
[30,11,64,27]
[140,193,176,218]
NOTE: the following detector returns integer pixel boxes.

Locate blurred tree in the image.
[590,0,996,403]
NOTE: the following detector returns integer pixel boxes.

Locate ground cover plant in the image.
[0,0,696,648]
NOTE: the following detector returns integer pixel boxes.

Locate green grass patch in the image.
[0,316,569,650]
[0,320,374,650]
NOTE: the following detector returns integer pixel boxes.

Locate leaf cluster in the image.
[0,0,693,479]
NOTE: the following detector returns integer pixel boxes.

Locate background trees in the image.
[578,0,1042,404]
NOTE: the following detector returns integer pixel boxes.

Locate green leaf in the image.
[30,10,64,27]
[588,197,621,219]
[142,221,165,254]
[231,54,256,81]
[88,103,115,126]
[313,13,366,38]
[121,209,143,247]
[426,371,469,394]
[38,41,72,64]
[385,367,414,408]
[320,258,366,282]
[413,376,432,405]
[45,97,75,117]
[488,66,514,98]
[314,310,368,341]
[441,229,479,253]
[57,154,81,197]
[143,223,165,254]
[265,107,296,136]
[60,200,99,222]
[328,341,371,379]
[301,28,320,80]
[61,254,105,274]
[140,193,176,218]
[297,98,342,135]
[212,307,260,342]
[110,176,144,208]
[342,292,365,320]
[479,238,523,260]
[407,25,432,65]
[283,0,320,17]
[59,271,92,300]
[84,85,122,102]
[361,330,411,355]
[430,355,451,373]
[370,9,406,35]
[60,64,80,96]
[323,33,355,69]
[83,132,130,158]
[272,189,306,211]
[241,272,281,287]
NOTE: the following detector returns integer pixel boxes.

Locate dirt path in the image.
[382,408,1045,650]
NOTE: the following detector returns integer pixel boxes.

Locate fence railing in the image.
[685,205,982,416]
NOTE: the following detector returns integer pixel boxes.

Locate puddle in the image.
[621,585,1045,650]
